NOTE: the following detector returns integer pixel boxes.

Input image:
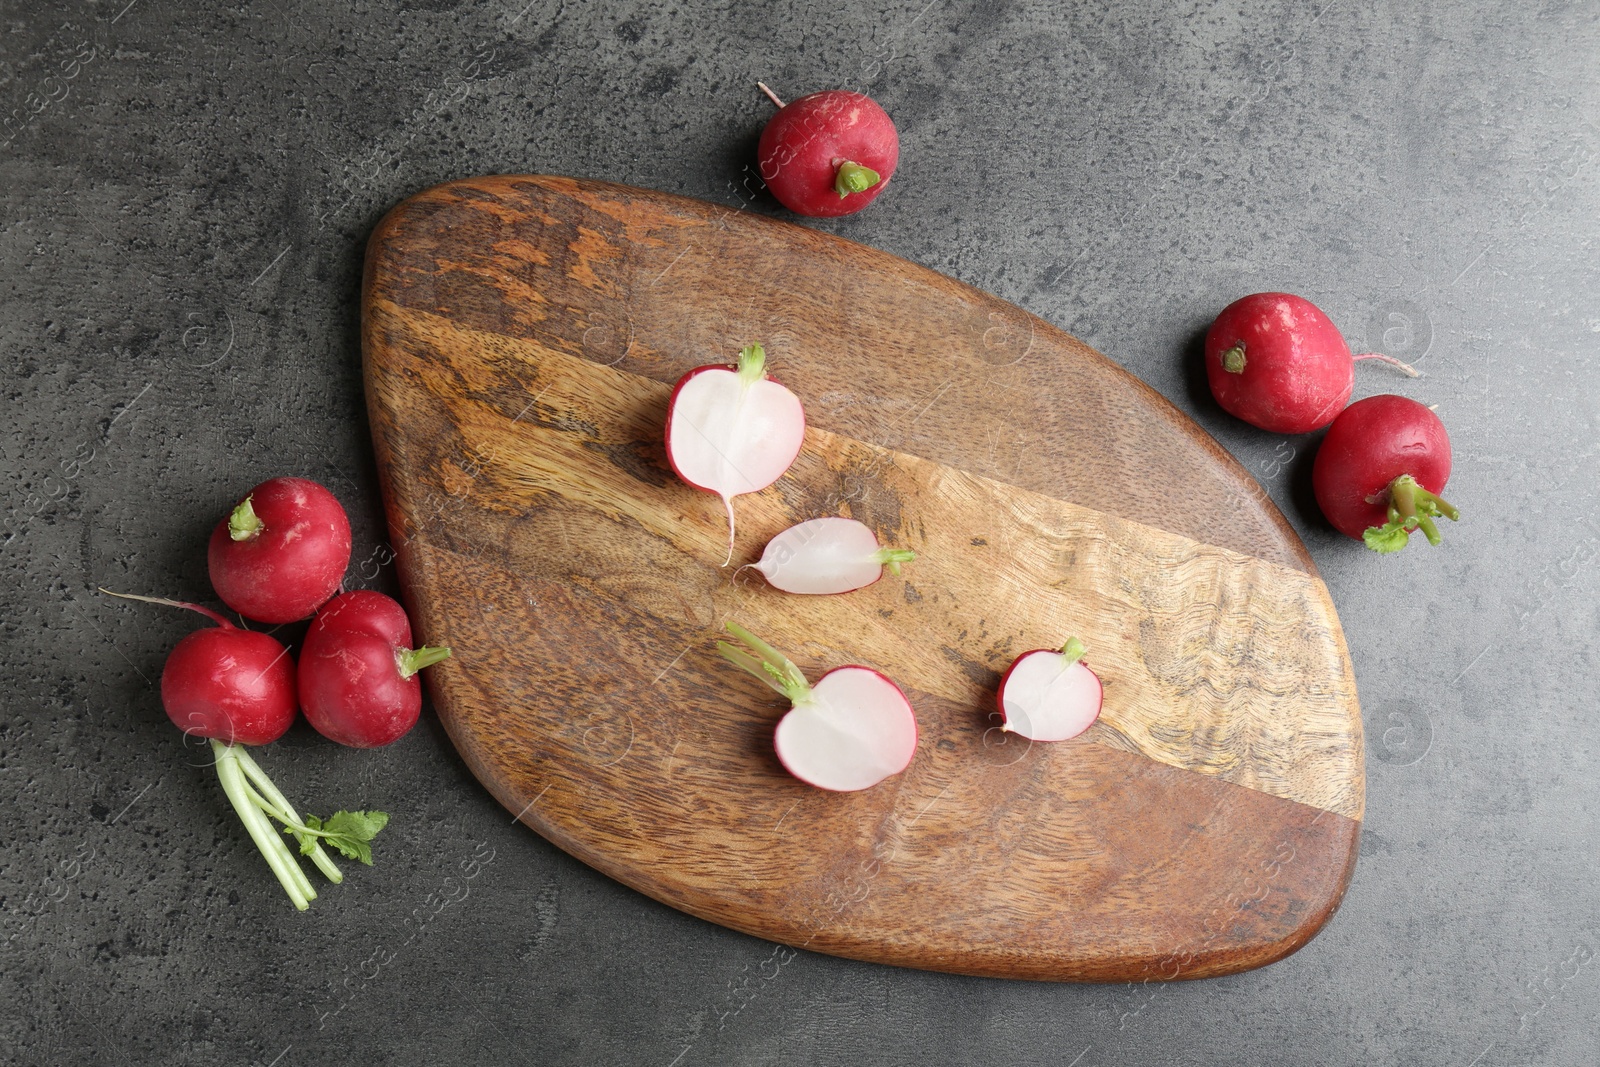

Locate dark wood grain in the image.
[362,175,1363,981]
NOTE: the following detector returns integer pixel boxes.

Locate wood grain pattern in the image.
[362,175,1364,981]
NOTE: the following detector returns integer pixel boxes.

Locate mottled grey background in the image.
[3,0,1597,1063]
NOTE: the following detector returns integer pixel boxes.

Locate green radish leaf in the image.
[1363,522,1412,554]
[303,810,391,866]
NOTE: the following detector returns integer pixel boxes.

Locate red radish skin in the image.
[299,590,452,748]
[747,516,915,595]
[208,476,353,623]
[665,344,806,564]
[996,638,1103,743]
[717,622,917,792]
[756,84,899,218]
[1312,394,1458,553]
[1205,293,1418,434]
[164,626,298,746]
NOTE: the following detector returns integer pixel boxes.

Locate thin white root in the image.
[721,493,737,567]
[757,81,786,109]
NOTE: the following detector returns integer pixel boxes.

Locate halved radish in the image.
[748,516,915,594]
[665,343,806,564]
[717,622,917,792]
[997,637,1102,742]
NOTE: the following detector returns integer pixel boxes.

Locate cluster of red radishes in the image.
[665,344,1101,794]
[106,476,451,909]
[749,88,1459,557]
[1204,293,1460,554]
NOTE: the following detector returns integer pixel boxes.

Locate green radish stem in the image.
[716,621,811,705]
[232,746,343,884]
[228,495,263,541]
[209,740,389,907]
[834,161,881,198]
[872,547,917,576]
[212,740,315,910]
[1362,474,1460,554]
[1221,344,1247,374]
[735,343,767,385]
[1060,636,1087,667]
[397,645,452,680]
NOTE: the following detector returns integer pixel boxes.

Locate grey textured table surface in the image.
[4,1,1597,1064]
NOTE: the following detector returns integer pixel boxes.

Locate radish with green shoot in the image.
[1312,393,1458,554]
[665,343,805,565]
[717,621,917,792]
[997,637,1103,742]
[101,589,389,910]
[208,476,353,623]
[299,590,452,748]
[755,83,899,218]
[745,516,915,594]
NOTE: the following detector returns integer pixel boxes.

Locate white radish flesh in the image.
[665,344,806,564]
[998,638,1102,742]
[775,667,918,791]
[717,622,918,792]
[752,516,916,594]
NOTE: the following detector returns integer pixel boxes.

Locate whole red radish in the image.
[756,83,899,218]
[717,622,917,792]
[1312,394,1459,554]
[1205,293,1417,433]
[123,595,298,745]
[997,637,1102,743]
[208,476,352,624]
[665,343,806,565]
[299,590,452,748]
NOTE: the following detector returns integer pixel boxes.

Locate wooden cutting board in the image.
[362,175,1362,982]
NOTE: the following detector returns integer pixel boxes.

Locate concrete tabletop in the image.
[4,1,1596,1064]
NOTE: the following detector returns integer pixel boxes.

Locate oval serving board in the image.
[362,175,1363,982]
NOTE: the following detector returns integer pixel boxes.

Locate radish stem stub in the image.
[998,639,1103,742]
[664,344,806,565]
[752,516,916,594]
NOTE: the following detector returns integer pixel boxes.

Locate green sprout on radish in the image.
[1360,474,1461,554]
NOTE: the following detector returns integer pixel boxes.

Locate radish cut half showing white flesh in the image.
[717,622,918,792]
[665,344,806,565]
[775,668,918,791]
[751,516,916,594]
[997,637,1103,742]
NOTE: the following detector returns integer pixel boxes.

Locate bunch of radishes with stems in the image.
[103,475,453,909]
[1204,292,1460,554]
